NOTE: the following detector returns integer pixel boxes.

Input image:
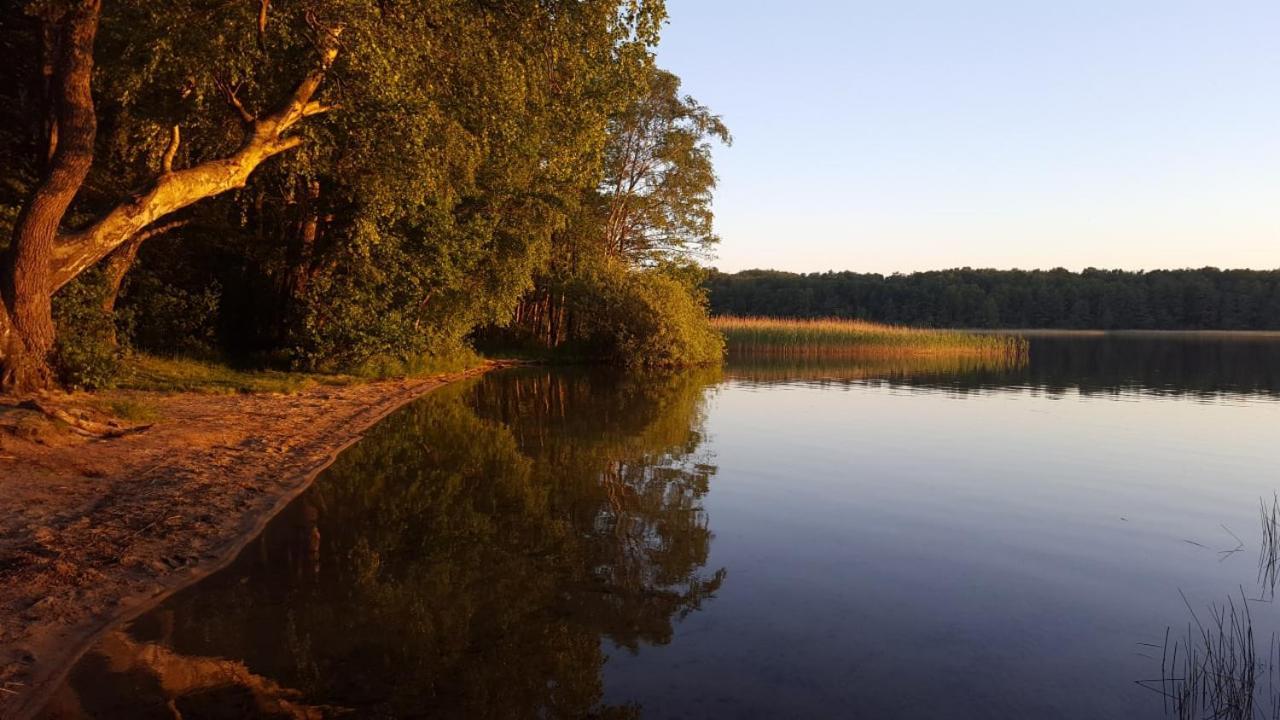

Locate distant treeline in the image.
[706,268,1280,330]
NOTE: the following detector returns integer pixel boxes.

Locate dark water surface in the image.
[41,334,1280,719]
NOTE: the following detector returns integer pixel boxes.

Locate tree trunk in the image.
[98,219,188,347]
[285,179,321,303]
[98,235,142,347]
[0,1,99,393]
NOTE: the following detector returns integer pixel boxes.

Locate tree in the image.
[283,0,670,370]
[2,0,711,385]
[706,267,1280,331]
[1,0,341,392]
[601,68,730,264]
[494,63,730,361]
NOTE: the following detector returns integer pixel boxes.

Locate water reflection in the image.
[724,351,1028,387]
[40,336,1280,720]
[42,368,724,719]
[728,333,1280,400]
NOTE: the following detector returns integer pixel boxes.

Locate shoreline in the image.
[0,362,503,720]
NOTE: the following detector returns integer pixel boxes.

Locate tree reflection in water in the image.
[43,367,725,720]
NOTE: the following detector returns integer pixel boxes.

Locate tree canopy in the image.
[0,0,727,390]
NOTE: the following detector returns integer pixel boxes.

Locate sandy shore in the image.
[0,363,497,719]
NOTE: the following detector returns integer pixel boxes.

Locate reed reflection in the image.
[43,368,724,720]
[728,333,1280,400]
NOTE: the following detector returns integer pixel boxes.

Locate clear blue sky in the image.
[655,0,1280,274]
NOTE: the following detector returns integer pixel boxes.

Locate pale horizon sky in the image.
[655,1,1280,275]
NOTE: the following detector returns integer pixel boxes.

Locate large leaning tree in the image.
[0,0,341,392]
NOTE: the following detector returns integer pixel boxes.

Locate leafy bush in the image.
[287,242,465,373]
[570,265,724,368]
[119,275,222,358]
[52,269,121,390]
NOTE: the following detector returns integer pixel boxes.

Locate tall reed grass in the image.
[712,316,1028,359]
[1142,590,1279,720]
[1137,497,1280,720]
[1261,494,1280,601]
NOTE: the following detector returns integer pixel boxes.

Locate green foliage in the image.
[349,347,483,380]
[4,0,735,380]
[601,68,731,263]
[101,397,160,423]
[570,265,724,367]
[120,273,221,358]
[496,63,731,363]
[51,269,121,390]
[707,268,1280,331]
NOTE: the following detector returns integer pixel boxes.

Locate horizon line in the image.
[711,264,1280,275]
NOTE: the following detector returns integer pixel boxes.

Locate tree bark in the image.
[285,179,322,303]
[0,9,341,392]
[1,1,100,393]
[98,234,141,348]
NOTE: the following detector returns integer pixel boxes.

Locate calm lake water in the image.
[40,334,1280,719]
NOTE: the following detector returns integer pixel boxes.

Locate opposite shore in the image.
[0,361,505,720]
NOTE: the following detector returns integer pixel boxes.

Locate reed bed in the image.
[712,316,1029,360]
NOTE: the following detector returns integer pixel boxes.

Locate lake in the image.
[39,334,1280,719]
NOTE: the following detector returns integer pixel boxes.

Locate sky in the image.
[654,0,1280,274]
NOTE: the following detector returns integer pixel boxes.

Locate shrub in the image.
[570,265,724,368]
[52,269,121,390]
[119,275,222,358]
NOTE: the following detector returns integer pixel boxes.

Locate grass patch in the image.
[712,316,1028,359]
[105,397,162,423]
[116,354,358,394]
[116,350,486,394]
[350,348,483,380]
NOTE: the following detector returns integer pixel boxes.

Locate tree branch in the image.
[257,0,270,48]
[135,217,189,244]
[48,25,343,291]
[301,100,337,118]
[214,76,256,125]
[160,125,180,173]
[271,26,342,131]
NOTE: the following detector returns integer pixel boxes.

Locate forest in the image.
[707,268,1280,330]
[0,0,727,393]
